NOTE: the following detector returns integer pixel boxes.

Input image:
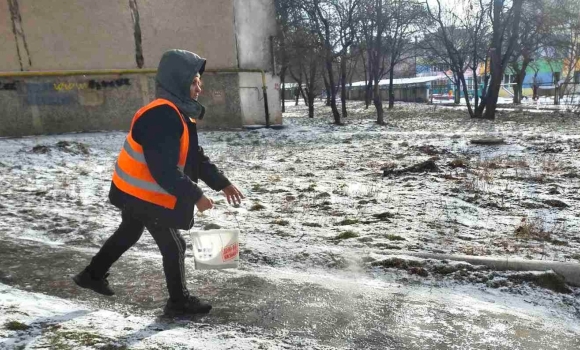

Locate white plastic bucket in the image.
[190,229,240,270]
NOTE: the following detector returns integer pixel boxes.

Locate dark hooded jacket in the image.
[109,50,230,229]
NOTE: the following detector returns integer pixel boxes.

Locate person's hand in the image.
[196,195,214,212]
[222,184,244,205]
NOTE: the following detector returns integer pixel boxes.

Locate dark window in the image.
[574,71,580,84]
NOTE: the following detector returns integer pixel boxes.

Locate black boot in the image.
[72,270,115,296]
[164,296,212,316]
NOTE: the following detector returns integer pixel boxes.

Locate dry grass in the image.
[475,155,529,170]
[515,217,551,241]
[271,219,290,226]
[4,320,30,331]
[448,158,469,168]
[464,169,494,193]
[249,203,266,211]
[539,156,564,174]
[334,230,359,240]
[515,216,566,244]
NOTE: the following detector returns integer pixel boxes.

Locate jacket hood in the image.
[155,49,207,119]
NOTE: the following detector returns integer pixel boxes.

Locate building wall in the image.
[0,72,249,137]
[234,0,277,70]
[0,0,281,137]
[1,0,239,71]
[139,0,238,70]
[239,72,282,126]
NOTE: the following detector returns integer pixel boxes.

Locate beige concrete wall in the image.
[0,0,239,71]
[239,72,282,126]
[7,0,135,70]
[139,0,238,69]
[234,0,277,70]
[0,1,21,71]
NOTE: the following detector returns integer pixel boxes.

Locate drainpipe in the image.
[261,72,270,128]
[0,68,271,128]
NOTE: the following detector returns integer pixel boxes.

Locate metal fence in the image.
[283,81,580,108]
[430,82,580,107]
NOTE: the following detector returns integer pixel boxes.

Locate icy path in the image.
[0,238,579,349]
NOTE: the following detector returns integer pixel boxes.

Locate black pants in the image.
[86,209,189,302]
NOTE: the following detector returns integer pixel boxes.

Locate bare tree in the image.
[475,0,524,119]
[462,0,488,112]
[385,0,424,109]
[424,0,524,119]
[424,0,488,116]
[304,0,361,125]
[508,0,559,104]
[358,0,389,124]
[274,0,294,112]
[357,0,422,124]
[355,6,375,109]
[544,1,580,104]
[287,26,322,117]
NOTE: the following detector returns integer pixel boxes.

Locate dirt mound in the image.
[371,256,574,294]
[31,141,90,155]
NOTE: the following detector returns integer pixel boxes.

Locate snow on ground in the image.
[1,267,579,349]
[0,282,294,349]
[2,101,578,264]
[0,100,580,348]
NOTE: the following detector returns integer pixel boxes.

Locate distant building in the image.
[416,58,580,101]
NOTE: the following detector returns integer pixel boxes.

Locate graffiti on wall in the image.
[53,82,88,91]
[51,79,131,92]
[1,77,133,105]
[88,78,131,90]
[28,79,132,105]
[26,83,76,106]
[0,82,18,91]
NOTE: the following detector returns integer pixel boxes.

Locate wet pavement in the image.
[0,238,579,349]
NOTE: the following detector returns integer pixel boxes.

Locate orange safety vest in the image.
[112,98,191,209]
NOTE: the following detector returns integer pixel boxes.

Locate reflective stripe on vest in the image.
[120,139,186,171]
[112,98,191,209]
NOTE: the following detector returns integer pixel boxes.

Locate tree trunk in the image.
[473,37,479,111]
[295,88,299,106]
[483,49,502,120]
[459,74,474,118]
[474,74,479,111]
[513,81,520,104]
[365,49,373,109]
[308,94,315,118]
[326,60,342,124]
[341,56,348,118]
[373,81,384,125]
[388,67,395,109]
[299,86,309,106]
[513,60,529,104]
[323,74,331,106]
[454,79,461,105]
[481,0,523,119]
[365,81,373,109]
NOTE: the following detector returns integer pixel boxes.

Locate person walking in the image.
[73,49,244,316]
